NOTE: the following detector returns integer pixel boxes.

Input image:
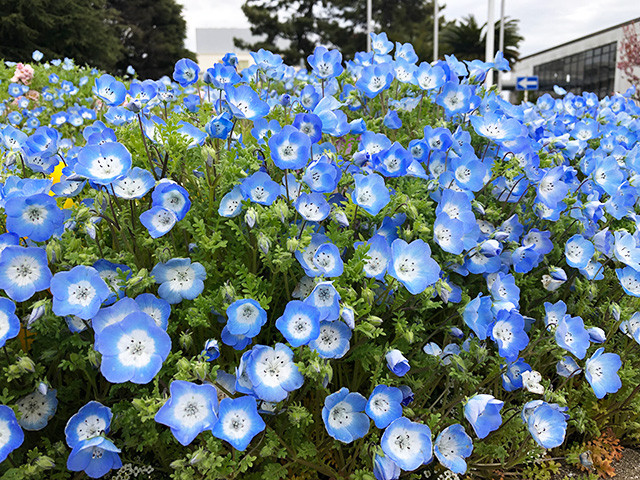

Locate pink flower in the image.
[11,63,35,85]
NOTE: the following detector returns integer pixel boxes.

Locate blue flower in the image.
[206,112,235,139]
[211,396,266,451]
[386,349,410,377]
[5,193,64,242]
[414,63,446,89]
[470,112,522,143]
[16,388,57,431]
[464,394,503,439]
[67,436,122,479]
[75,142,132,185]
[557,356,581,378]
[388,239,441,295]
[352,173,390,216]
[313,242,344,277]
[526,403,567,449]
[91,297,140,334]
[173,58,200,87]
[50,266,111,320]
[309,320,352,358]
[356,63,394,98]
[93,74,126,106]
[246,343,304,402]
[434,424,473,474]
[295,192,331,222]
[322,388,369,443]
[112,167,154,200]
[224,84,270,121]
[304,281,341,321]
[0,405,23,463]
[585,347,622,399]
[555,314,590,359]
[65,401,113,448]
[201,338,220,361]
[381,417,432,471]
[373,453,401,480]
[155,381,219,446]
[240,171,280,206]
[218,186,244,217]
[490,309,529,362]
[307,46,344,79]
[152,180,191,221]
[366,385,403,429]
[95,311,171,384]
[565,235,594,269]
[616,266,640,297]
[140,206,177,238]
[226,299,267,338]
[292,113,323,144]
[151,258,206,304]
[502,358,532,391]
[269,125,311,170]
[221,326,252,351]
[0,298,20,348]
[275,300,321,347]
[463,294,493,340]
[93,259,131,305]
[358,234,391,281]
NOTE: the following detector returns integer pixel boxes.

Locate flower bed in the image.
[0,35,639,480]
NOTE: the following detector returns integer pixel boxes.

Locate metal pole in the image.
[367,0,372,53]
[497,0,505,92]
[433,1,439,62]
[485,0,495,88]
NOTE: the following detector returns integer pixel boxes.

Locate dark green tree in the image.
[0,0,123,71]
[236,0,450,65]
[107,0,196,79]
[441,14,523,64]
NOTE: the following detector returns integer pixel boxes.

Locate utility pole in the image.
[497,0,505,92]
[485,0,495,88]
[367,0,372,52]
[433,1,439,62]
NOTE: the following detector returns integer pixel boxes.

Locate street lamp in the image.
[485,0,495,87]
[367,0,372,52]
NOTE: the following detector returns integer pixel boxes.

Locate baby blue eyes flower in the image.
[218,186,245,217]
[556,356,581,377]
[151,258,207,304]
[373,453,401,480]
[555,314,590,359]
[95,311,171,384]
[173,58,200,87]
[312,242,344,277]
[381,417,432,471]
[463,294,493,340]
[93,74,126,106]
[269,125,311,170]
[388,239,441,295]
[155,381,219,446]
[490,309,529,362]
[309,320,352,358]
[0,298,19,348]
[16,388,57,431]
[386,349,410,377]
[211,395,266,451]
[502,358,532,391]
[246,343,304,402]
[352,173,390,216]
[112,167,154,200]
[152,180,191,221]
[357,63,394,99]
[464,394,504,439]
[307,45,344,79]
[5,193,64,242]
[322,388,369,443]
[65,401,113,448]
[0,405,24,464]
[304,281,341,321]
[585,347,622,399]
[366,385,403,429]
[295,192,331,222]
[75,142,132,185]
[275,300,321,347]
[240,171,280,206]
[201,338,220,361]
[434,424,473,474]
[140,206,178,238]
[526,403,567,449]
[564,235,595,269]
[359,234,391,281]
[67,436,122,479]
[226,298,267,338]
[224,84,270,121]
[616,266,640,297]
[50,266,111,320]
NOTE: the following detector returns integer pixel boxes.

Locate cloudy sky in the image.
[177,0,640,57]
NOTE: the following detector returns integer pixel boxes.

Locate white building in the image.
[508,17,639,98]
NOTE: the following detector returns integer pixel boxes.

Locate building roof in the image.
[519,17,640,60]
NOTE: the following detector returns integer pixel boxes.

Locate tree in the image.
[237,0,450,65]
[0,0,123,71]
[618,21,640,97]
[107,0,196,79]
[441,14,523,64]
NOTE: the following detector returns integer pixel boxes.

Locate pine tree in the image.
[0,0,123,71]
[237,0,449,65]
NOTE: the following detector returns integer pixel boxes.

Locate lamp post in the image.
[367,0,372,52]
[433,1,439,62]
[485,0,495,88]
[497,0,505,92]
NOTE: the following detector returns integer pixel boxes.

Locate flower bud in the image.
[244,208,257,228]
[190,450,205,465]
[286,237,299,252]
[27,305,45,328]
[332,209,349,228]
[35,456,55,469]
[17,356,36,373]
[179,331,193,350]
[257,233,271,255]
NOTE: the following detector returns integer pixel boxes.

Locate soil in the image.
[553,448,640,479]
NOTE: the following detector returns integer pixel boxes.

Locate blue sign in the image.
[516,76,539,91]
